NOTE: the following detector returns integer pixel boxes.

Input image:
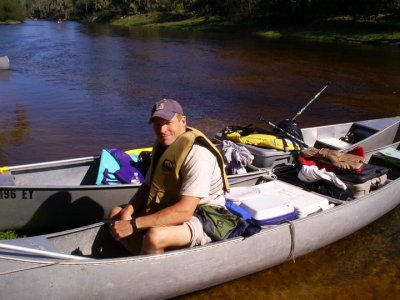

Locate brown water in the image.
[0,20,399,298]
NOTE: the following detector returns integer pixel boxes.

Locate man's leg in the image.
[141,216,211,254]
[141,224,192,254]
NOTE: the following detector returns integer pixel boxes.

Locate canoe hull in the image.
[0,185,139,232]
[0,167,267,231]
[0,177,399,300]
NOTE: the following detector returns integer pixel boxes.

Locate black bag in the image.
[275,119,304,141]
[222,123,276,137]
[136,150,152,177]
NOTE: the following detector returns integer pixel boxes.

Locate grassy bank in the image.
[0,20,22,24]
[0,230,22,240]
[112,13,400,46]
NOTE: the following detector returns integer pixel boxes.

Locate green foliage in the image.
[0,0,27,22]
[0,230,23,240]
[27,0,73,19]
[16,0,400,24]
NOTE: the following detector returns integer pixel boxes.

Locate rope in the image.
[284,221,296,263]
[256,170,277,184]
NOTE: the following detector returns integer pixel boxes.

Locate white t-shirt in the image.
[145,143,226,207]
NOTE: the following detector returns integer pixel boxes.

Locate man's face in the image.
[152,114,186,146]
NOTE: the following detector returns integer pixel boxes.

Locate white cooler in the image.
[253,180,334,218]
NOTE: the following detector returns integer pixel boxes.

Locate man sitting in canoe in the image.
[108,98,231,254]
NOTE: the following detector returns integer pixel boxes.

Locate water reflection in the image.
[0,70,10,80]
[0,105,29,163]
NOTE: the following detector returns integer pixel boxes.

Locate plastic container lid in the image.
[225,186,261,204]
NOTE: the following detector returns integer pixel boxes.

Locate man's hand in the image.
[109,204,135,240]
[110,219,134,240]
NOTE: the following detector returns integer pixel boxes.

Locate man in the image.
[108,98,230,255]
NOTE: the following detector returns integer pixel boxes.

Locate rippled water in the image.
[0,20,399,298]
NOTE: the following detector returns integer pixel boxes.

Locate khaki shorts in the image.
[186,216,212,247]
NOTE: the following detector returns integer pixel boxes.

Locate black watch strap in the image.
[131,218,139,232]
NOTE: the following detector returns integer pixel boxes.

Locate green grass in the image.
[112,13,239,32]
[0,20,22,24]
[258,16,400,46]
[0,230,23,240]
[112,13,400,46]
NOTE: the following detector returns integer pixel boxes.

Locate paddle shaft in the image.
[0,242,89,260]
[291,83,330,121]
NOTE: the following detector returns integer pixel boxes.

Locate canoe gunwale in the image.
[3,173,399,265]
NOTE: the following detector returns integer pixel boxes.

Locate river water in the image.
[0,20,399,298]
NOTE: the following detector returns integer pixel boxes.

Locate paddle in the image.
[258,83,330,149]
[0,242,89,260]
[291,82,330,121]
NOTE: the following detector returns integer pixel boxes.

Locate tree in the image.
[0,0,26,22]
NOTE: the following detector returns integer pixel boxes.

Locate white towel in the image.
[297,165,347,190]
[220,140,254,175]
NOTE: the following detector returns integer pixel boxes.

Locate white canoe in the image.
[0,142,399,299]
[0,56,10,70]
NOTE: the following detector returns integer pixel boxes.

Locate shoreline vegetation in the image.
[1,0,399,48]
[110,13,400,47]
[1,13,399,47]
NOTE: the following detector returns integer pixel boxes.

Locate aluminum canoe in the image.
[0,116,398,232]
[215,116,400,168]
[301,116,400,152]
[0,154,269,232]
[0,142,399,300]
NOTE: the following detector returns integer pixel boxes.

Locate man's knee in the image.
[143,227,166,250]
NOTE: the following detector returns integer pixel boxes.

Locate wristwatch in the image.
[131,218,139,232]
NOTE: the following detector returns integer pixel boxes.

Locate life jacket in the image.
[224,131,300,151]
[222,121,304,151]
[146,127,230,214]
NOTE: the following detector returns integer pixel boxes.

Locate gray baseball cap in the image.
[149,98,184,122]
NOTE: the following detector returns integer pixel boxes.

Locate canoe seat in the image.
[314,124,379,150]
[345,124,378,143]
[0,173,15,186]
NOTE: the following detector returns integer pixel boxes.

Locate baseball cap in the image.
[149,98,184,123]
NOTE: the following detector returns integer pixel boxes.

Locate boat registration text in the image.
[0,189,34,199]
